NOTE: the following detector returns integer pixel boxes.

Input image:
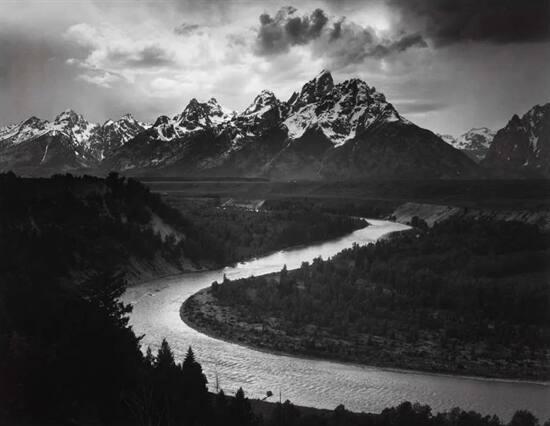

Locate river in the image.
[122,219,550,421]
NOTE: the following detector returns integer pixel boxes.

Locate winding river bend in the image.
[122,219,550,421]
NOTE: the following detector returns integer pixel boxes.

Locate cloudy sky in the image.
[1,0,549,135]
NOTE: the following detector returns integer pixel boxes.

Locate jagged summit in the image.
[289,69,335,111]
[175,97,234,129]
[313,69,334,90]
[483,102,550,175]
[232,90,287,133]
[22,116,46,126]
[242,90,280,116]
[153,115,171,127]
[54,109,83,122]
[177,98,209,126]
[284,71,402,146]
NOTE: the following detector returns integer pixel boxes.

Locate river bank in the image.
[181,284,549,382]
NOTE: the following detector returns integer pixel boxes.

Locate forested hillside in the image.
[0,172,225,284]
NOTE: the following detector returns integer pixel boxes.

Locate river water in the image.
[122,219,549,421]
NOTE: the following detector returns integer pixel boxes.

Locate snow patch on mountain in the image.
[438,127,495,162]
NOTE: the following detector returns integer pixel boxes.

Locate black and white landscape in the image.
[1,1,549,426]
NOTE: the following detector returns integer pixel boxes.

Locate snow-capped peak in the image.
[49,109,100,148]
[54,109,84,124]
[175,98,234,129]
[206,98,236,125]
[444,127,495,151]
[99,113,149,153]
[0,110,148,161]
[439,127,495,162]
[283,71,403,146]
[0,116,50,146]
[289,69,334,112]
[150,98,234,142]
[242,90,279,117]
[231,90,287,136]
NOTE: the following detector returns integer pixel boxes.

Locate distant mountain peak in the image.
[153,115,171,127]
[242,90,280,116]
[176,97,234,129]
[232,90,286,135]
[440,127,495,162]
[22,116,48,127]
[177,98,212,128]
[54,109,84,123]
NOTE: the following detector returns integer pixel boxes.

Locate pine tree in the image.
[181,346,208,395]
[182,346,196,367]
[155,339,175,371]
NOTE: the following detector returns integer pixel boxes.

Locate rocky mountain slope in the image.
[482,104,550,176]
[1,71,480,179]
[439,127,495,162]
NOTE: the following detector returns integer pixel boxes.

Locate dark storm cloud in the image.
[389,0,550,46]
[107,45,175,68]
[174,23,201,36]
[255,7,329,55]
[254,6,427,65]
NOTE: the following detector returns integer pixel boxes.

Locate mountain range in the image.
[0,111,148,175]
[0,71,548,179]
